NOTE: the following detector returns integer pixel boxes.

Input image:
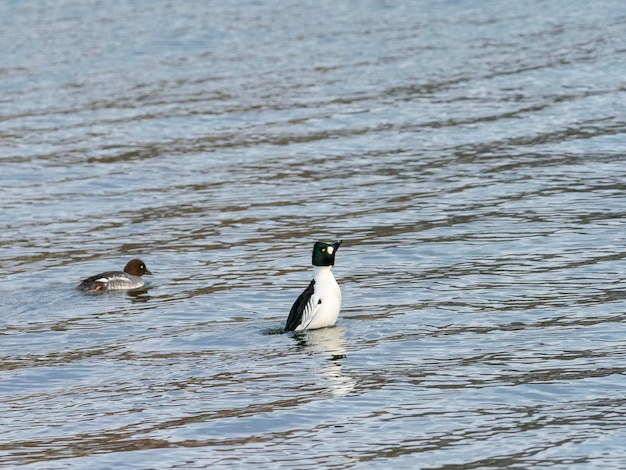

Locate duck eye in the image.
[321,248,326,252]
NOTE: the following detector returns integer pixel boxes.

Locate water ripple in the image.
[2,0,626,468]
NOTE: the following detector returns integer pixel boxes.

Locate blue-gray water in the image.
[2,1,626,468]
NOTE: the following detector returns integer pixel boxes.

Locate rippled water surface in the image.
[2,1,626,468]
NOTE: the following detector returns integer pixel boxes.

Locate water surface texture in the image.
[2,1,626,468]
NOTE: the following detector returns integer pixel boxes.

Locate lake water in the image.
[2,1,626,468]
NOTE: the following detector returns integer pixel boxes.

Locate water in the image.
[1,0,626,468]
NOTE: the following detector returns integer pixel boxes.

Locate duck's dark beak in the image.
[145,268,153,276]
[333,240,343,251]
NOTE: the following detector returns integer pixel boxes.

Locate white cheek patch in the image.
[327,246,334,255]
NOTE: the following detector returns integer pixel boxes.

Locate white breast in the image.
[300,266,341,330]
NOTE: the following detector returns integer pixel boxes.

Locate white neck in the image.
[314,265,333,274]
[314,265,335,283]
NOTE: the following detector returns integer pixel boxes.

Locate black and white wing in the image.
[285,280,321,331]
[77,271,115,291]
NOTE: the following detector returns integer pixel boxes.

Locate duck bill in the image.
[333,240,343,252]
[145,269,153,275]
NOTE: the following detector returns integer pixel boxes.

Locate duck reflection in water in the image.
[293,326,355,397]
[126,286,153,303]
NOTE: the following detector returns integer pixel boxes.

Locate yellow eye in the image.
[321,248,326,252]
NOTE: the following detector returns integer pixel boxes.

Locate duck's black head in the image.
[312,240,342,267]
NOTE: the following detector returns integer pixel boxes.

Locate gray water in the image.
[2,1,626,468]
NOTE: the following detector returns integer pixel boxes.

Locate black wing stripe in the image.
[285,280,315,331]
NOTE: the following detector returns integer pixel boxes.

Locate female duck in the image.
[77,258,152,292]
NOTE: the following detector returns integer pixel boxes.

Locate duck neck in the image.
[314,265,333,278]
